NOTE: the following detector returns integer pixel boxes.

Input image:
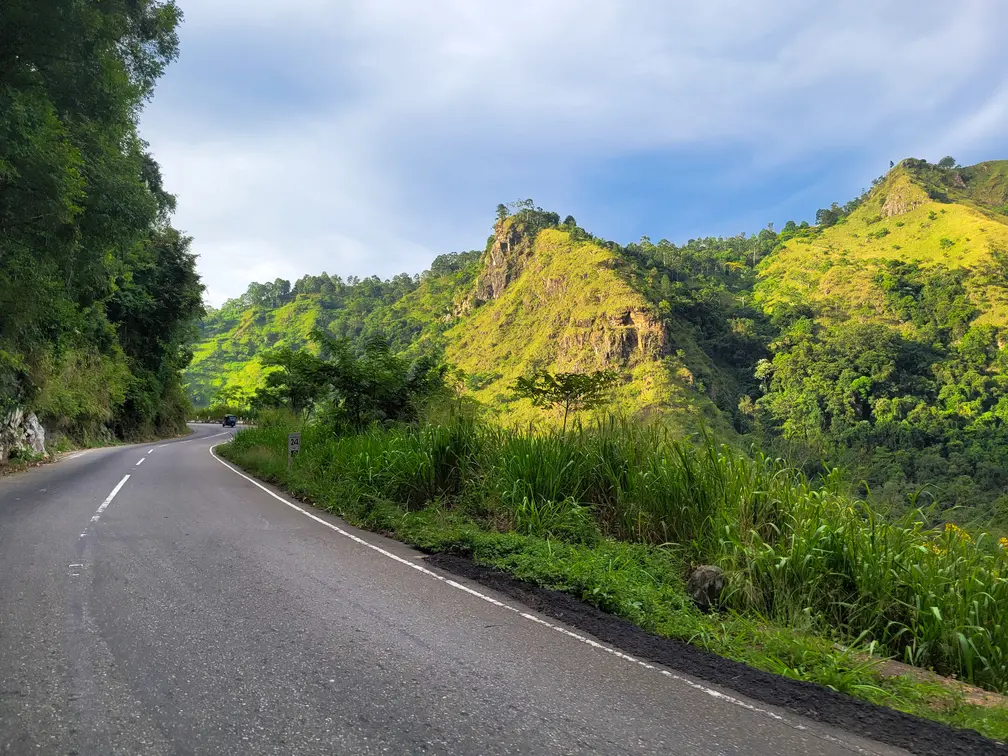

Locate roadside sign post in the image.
[288,432,301,469]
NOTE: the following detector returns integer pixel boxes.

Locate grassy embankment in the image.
[218,413,1008,742]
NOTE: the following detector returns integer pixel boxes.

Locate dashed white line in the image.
[79,474,130,537]
[148,448,155,454]
[207,445,839,741]
[136,457,145,466]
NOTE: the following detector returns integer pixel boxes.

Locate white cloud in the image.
[140,0,1008,304]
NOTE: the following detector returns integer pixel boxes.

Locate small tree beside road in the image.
[511,369,619,431]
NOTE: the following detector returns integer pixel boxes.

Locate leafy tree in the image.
[816,203,842,228]
[254,347,328,417]
[512,370,618,431]
[252,330,447,430]
[937,156,956,170]
[428,251,481,277]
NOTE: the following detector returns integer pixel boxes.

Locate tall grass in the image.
[227,415,1008,692]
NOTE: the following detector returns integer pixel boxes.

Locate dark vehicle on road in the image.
[222,415,237,427]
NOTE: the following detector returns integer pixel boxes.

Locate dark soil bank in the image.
[426,553,1007,756]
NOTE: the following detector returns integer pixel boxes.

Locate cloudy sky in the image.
[139,0,1008,306]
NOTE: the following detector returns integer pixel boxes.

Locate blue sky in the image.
[139,0,1008,306]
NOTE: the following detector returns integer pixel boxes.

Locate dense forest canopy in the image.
[0,0,203,441]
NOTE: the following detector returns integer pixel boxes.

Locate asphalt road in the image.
[0,423,910,755]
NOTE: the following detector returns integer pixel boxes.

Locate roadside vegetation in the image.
[217,345,1008,741]
[1,1,202,447]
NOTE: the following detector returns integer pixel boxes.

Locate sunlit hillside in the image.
[758,160,1008,326]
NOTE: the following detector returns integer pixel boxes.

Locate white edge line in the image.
[205,445,846,740]
[81,474,130,534]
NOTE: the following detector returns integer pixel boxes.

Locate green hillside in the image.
[189,210,759,434]
[187,160,1008,522]
[185,266,467,406]
[444,220,732,431]
[758,161,1008,325]
[752,158,1008,520]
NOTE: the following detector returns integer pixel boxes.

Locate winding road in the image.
[0,423,914,754]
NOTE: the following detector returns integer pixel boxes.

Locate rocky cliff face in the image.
[0,408,46,462]
[881,173,928,217]
[557,308,667,367]
[467,222,668,371]
[475,219,536,302]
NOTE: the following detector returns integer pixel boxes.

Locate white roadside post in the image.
[288,432,301,470]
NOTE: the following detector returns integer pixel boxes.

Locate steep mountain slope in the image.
[185,260,480,407]
[186,294,323,406]
[757,160,1008,324]
[187,217,730,432]
[445,219,725,430]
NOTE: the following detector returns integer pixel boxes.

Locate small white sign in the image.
[288,432,301,453]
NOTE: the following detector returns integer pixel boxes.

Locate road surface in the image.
[0,423,909,755]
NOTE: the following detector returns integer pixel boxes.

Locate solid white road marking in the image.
[136,458,145,466]
[148,448,155,454]
[79,474,130,537]
[205,446,865,743]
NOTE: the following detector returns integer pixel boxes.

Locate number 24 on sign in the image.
[288,432,301,468]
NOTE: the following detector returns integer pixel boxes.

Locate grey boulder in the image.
[0,408,47,462]
[687,565,726,612]
[24,412,46,455]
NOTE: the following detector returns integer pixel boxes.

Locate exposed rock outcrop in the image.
[475,220,536,301]
[558,308,667,368]
[687,565,726,612]
[472,220,669,371]
[0,408,47,462]
[881,174,929,217]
